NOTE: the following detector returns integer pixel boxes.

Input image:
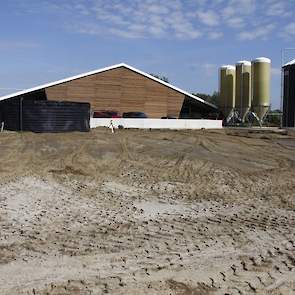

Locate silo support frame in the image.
[248,106,270,127]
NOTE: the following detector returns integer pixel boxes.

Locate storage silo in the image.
[235,61,251,122]
[251,57,271,121]
[282,59,295,127]
[219,65,236,117]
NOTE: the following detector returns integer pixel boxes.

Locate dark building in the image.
[283,59,295,127]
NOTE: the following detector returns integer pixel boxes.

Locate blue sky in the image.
[0,0,295,109]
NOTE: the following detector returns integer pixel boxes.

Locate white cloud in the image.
[235,0,256,14]
[73,3,90,16]
[145,4,170,15]
[265,1,288,17]
[221,6,235,18]
[70,0,203,40]
[12,0,295,42]
[281,22,295,39]
[208,32,223,40]
[222,0,255,18]
[226,18,245,28]
[196,10,219,26]
[238,24,275,40]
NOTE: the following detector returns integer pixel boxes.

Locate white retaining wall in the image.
[90,118,223,130]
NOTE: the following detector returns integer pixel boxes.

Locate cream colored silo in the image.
[252,57,271,121]
[235,61,251,122]
[219,65,236,117]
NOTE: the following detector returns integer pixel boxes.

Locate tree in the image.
[192,91,220,106]
[150,73,169,83]
[265,109,282,126]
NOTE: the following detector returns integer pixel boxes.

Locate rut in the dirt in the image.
[0,128,295,294]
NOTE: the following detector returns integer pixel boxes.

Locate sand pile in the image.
[0,128,294,294]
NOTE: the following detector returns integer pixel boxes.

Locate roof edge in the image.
[0,63,126,101]
[283,59,295,67]
[121,63,217,109]
[0,63,217,109]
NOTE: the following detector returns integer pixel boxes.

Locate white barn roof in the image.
[0,63,217,109]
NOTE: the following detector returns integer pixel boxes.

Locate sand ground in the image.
[0,128,295,294]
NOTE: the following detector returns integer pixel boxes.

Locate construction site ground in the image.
[0,127,295,294]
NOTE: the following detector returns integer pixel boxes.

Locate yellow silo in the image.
[235,61,251,122]
[219,65,235,117]
[251,57,271,121]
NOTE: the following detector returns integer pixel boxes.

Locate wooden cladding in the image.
[45,67,185,118]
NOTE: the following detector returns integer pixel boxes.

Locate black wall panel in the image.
[283,65,295,127]
[2,99,90,132]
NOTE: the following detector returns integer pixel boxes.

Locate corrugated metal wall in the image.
[0,101,3,125]
[283,65,295,127]
[2,98,20,130]
[2,99,90,132]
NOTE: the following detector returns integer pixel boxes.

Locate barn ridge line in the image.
[0,63,217,109]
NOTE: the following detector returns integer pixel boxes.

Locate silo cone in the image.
[219,65,235,118]
[235,61,251,122]
[252,57,271,121]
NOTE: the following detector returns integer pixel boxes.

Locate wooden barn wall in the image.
[45,67,185,118]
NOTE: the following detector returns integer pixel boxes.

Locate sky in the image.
[0,0,295,109]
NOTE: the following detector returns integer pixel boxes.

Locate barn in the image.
[0,63,217,131]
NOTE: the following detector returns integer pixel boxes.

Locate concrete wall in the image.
[90,118,222,130]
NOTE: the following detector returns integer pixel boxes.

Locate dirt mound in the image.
[1,128,295,207]
[0,128,295,294]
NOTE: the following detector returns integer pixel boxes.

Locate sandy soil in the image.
[0,128,295,294]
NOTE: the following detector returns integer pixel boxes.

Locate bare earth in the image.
[0,128,295,294]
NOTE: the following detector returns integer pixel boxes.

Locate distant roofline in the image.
[283,59,295,67]
[0,63,217,109]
